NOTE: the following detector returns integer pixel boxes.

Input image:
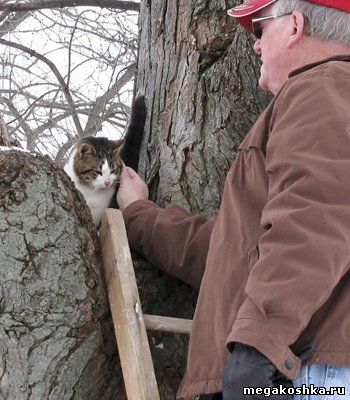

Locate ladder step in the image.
[143,315,192,335]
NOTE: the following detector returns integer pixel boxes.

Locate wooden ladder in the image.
[100,209,192,400]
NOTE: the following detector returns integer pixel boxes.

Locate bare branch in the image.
[84,62,136,135]
[1,96,36,149]
[0,0,140,13]
[0,37,83,135]
[0,6,138,158]
[0,11,31,37]
[54,136,76,164]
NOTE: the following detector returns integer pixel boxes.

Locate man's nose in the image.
[253,39,261,55]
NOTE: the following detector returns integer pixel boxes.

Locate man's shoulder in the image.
[287,58,350,88]
[289,55,350,79]
[273,59,350,110]
[245,58,350,150]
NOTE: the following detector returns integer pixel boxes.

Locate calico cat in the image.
[64,95,146,226]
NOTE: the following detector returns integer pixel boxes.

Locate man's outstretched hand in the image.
[117,165,149,210]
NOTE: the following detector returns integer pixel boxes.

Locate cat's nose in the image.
[104,179,111,188]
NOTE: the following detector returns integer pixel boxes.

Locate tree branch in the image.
[84,62,136,135]
[0,0,140,13]
[1,96,37,150]
[0,11,31,37]
[0,37,83,135]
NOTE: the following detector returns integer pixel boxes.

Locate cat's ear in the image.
[113,139,125,152]
[78,142,96,157]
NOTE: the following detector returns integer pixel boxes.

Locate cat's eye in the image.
[81,169,94,175]
[81,169,102,176]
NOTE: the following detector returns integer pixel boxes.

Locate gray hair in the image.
[270,0,350,45]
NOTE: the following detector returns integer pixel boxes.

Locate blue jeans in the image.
[199,366,350,399]
[293,365,350,399]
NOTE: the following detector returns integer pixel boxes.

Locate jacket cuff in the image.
[122,199,159,221]
[226,318,301,380]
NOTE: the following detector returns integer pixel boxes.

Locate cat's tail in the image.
[120,95,146,172]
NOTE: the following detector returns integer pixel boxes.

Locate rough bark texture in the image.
[0,149,125,399]
[132,0,272,398]
[137,0,271,216]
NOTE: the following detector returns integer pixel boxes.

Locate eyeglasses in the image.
[251,13,292,39]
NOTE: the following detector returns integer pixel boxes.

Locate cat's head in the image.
[72,136,124,191]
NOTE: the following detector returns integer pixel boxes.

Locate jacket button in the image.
[285,359,294,370]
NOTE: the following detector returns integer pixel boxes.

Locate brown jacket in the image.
[123,56,350,399]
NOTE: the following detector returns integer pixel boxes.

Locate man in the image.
[117,1,350,399]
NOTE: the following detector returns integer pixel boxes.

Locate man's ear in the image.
[287,10,307,48]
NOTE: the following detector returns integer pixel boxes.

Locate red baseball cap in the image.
[228,0,350,33]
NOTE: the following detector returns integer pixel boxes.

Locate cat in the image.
[64,95,146,226]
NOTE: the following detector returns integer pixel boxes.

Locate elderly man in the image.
[117,0,350,399]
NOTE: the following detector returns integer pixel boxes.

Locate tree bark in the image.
[137,0,271,216]
[0,149,125,399]
[133,0,272,398]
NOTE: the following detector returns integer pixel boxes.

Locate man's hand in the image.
[117,165,149,210]
[222,344,292,400]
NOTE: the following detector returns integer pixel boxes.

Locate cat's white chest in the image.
[79,184,115,225]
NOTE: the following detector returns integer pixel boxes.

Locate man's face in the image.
[252,9,293,94]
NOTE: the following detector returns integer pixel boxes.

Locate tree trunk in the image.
[133,0,271,398]
[0,115,10,146]
[0,115,23,148]
[137,0,271,215]
[0,149,125,399]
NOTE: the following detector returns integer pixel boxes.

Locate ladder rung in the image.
[143,314,192,335]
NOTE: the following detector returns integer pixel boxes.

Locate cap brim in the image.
[228,0,277,32]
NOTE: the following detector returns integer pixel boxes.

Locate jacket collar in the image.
[289,55,350,78]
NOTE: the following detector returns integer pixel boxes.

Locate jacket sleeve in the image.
[122,199,215,289]
[226,73,350,379]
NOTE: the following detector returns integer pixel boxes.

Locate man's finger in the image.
[126,167,138,178]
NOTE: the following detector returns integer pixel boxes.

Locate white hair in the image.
[271,0,350,45]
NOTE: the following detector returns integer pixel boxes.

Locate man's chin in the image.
[258,76,268,91]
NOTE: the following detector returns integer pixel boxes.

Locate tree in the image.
[0,3,139,163]
[132,0,271,398]
[0,3,138,399]
[0,148,126,399]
